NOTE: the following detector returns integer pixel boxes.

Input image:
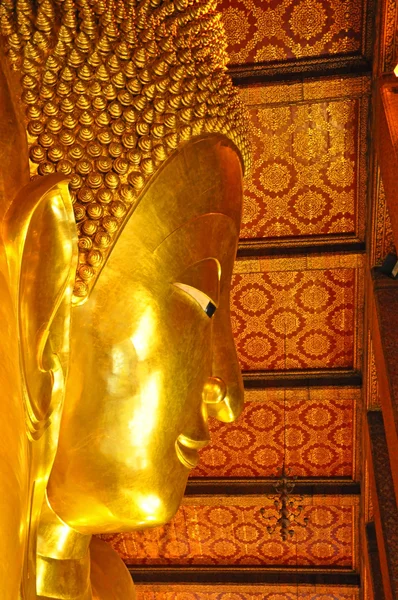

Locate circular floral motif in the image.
[231,465,258,477]
[230,312,246,338]
[293,128,326,161]
[248,405,280,431]
[164,539,190,557]
[211,539,238,558]
[258,106,291,132]
[257,7,281,37]
[267,271,302,290]
[242,195,260,225]
[309,506,339,528]
[198,447,227,469]
[329,305,354,334]
[292,190,328,223]
[308,540,339,560]
[290,0,327,40]
[285,425,311,450]
[332,426,352,448]
[332,522,352,545]
[222,7,250,46]
[238,284,269,314]
[268,308,305,338]
[325,269,354,287]
[298,330,334,359]
[234,523,260,543]
[327,158,355,187]
[224,429,255,450]
[260,162,291,193]
[186,523,212,544]
[297,280,335,313]
[301,403,335,429]
[253,447,282,471]
[303,443,339,469]
[259,540,286,560]
[263,217,298,237]
[207,507,234,526]
[255,43,288,63]
[326,214,355,233]
[242,334,276,362]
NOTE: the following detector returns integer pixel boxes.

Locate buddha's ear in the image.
[4,174,78,440]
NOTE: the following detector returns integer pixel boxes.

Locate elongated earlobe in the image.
[4,174,78,439]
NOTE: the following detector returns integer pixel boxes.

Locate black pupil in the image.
[205,302,217,318]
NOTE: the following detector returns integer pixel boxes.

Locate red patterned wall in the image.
[231,256,363,372]
[237,79,368,243]
[102,496,358,568]
[136,585,360,600]
[219,0,364,65]
[192,387,359,478]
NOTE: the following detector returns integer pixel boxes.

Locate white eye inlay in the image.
[173,283,217,318]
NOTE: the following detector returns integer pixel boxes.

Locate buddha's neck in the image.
[36,497,92,600]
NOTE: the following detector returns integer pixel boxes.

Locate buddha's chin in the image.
[47,470,188,535]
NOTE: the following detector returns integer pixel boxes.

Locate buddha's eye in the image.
[173,283,217,318]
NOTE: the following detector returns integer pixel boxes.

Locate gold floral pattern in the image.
[191,388,360,478]
[290,0,328,40]
[219,0,364,65]
[237,79,369,243]
[101,496,358,567]
[231,256,363,371]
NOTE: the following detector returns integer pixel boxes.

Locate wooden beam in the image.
[237,240,365,258]
[186,478,360,497]
[367,410,398,600]
[229,56,371,86]
[376,79,398,251]
[366,521,386,600]
[129,566,360,586]
[243,369,362,388]
[367,269,398,499]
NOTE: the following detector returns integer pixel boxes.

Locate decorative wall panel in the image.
[364,333,377,522]
[237,78,369,245]
[365,333,381,411]
[379,0,398,72]
[102,496,358,568]
[192,387,359,478]
[370,170,396,267]
[136,585,360,600]
[219,0,365,65]
[231,255,364,372]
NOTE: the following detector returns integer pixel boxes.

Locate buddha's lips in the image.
[175,434,208,470]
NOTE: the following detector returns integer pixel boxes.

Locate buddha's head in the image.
[1,0,250,535]
[47,134,244,533]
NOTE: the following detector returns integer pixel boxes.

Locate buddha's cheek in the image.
[48,293,212,532]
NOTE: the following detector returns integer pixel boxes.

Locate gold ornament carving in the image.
[290,0,327,41]
[370,168,396,267]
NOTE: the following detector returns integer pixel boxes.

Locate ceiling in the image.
[97,0,382,596]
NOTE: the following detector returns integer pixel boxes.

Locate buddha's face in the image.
[47,137,244,534]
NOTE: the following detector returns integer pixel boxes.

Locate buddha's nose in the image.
[203,375,243,423]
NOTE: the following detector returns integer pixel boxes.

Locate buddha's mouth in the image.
[175,434,208,470]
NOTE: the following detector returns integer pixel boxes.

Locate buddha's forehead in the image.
[116,136,243,254]
[89,136,243,298]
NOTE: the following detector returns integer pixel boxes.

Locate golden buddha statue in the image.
[0,1,250,598]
